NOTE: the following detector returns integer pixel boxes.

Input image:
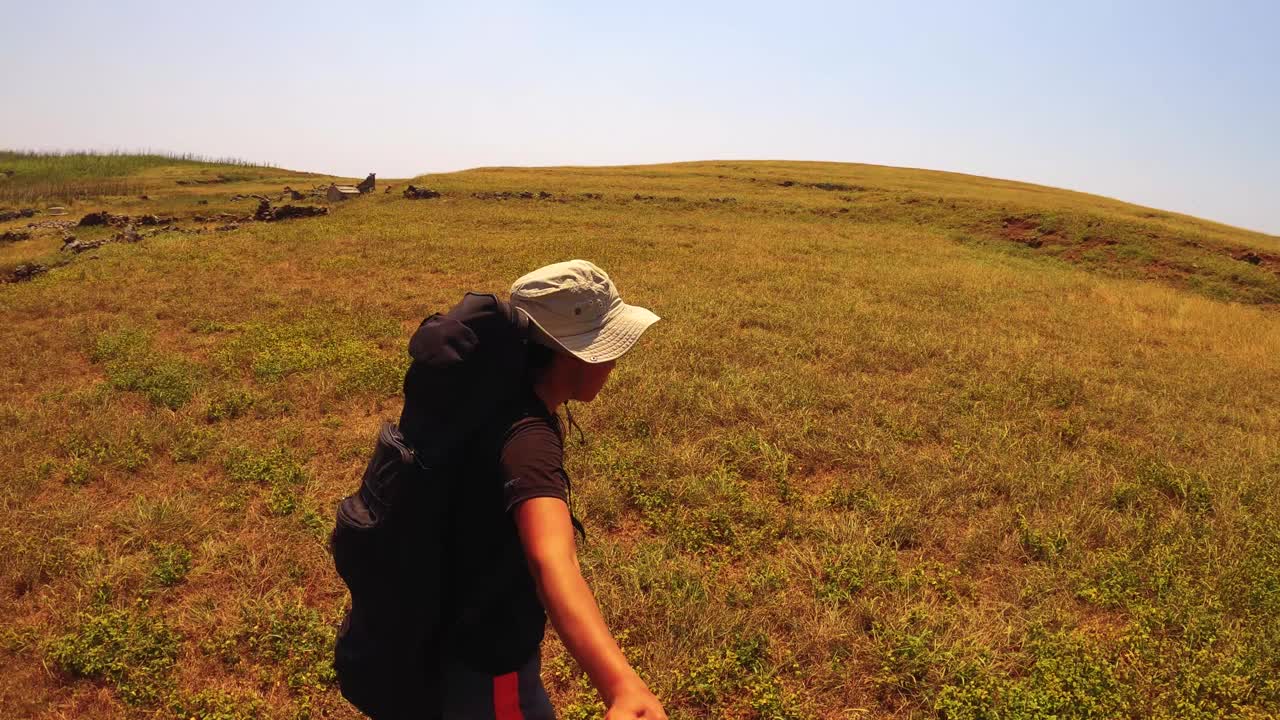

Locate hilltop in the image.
[1,153,1278,719]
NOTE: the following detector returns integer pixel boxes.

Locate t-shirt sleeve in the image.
[500,415,569,512]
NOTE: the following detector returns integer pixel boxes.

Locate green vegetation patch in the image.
[207,597,337,694]
[90,326,202,409]
[170,688,264,720]
[214,311,406,397]
[935,632,1131,720]
[676,633,810,719]
[224,445,309,517]
[48,598,180,706]
[149,542,192,587]
[0,149,270,203]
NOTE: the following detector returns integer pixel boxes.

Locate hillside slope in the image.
[1,157,1278,719]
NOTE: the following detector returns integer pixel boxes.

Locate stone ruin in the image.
[254,198,329,222]
[78,211,129,227]
[403,185,441,199]
[7,262,47,283]
[357,173,376,194]
[0,208,36,222]
[78,211,171,228]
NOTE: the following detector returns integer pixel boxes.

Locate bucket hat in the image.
[510,259,659,364]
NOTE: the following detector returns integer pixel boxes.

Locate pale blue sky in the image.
[3,1,1277,234]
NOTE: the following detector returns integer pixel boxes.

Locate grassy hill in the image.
[1,153,1278,719]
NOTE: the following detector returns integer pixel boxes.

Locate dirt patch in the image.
[1061,235,1119,261]
[1230,248,1280,271]
[999,216,1044,247]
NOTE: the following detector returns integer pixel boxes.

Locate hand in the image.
[603,685,667,720]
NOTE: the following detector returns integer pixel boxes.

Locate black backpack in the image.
[330,292,532,719]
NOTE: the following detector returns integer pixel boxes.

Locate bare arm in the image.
[513,497,666,719]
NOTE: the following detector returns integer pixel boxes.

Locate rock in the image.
[136,214,168,226]
[8,263,48,282]
[78,211,113,226]
[0,230,31,243]
[270,204,329,221]
[403,185,441,200]
[357,173,376,193]
[114,226,142,243]
[196,199,209,205]
[63,238,106,254]
[1238,251,1263,265]
[254,199,274,222]
[216,223,239,232]
[288,189,304,200]
[0,208,36,221]
[61,234,76,245]
[139,195,150,200]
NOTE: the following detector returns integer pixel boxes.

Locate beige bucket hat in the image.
[510,259,660,364]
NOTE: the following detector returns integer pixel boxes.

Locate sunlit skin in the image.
[521,350,666,720]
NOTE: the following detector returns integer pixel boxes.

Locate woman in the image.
[437,259,667,720]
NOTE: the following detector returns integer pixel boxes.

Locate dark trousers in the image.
[438,651,556,720]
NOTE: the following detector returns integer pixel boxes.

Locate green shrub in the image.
[65,457,92,485]
[171,423,217,463]
[265,486,297,517]
[170,688,263,720]
[48,601,180,706]
[1138,460,1213,514]
[224,446,307,487]
[681,633,768,705]
[206,387,255,422]
[1015,513,1068,563]
[224,598,337,692]
[149,542,192,587]
[91,327,202,409]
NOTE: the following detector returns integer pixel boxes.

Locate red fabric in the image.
[493,671,525,720]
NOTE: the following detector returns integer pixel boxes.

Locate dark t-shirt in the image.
[439,385,569,673]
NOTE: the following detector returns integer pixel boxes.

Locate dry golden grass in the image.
[1,155,1278,719]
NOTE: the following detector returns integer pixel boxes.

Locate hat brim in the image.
[518,303,660,364]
